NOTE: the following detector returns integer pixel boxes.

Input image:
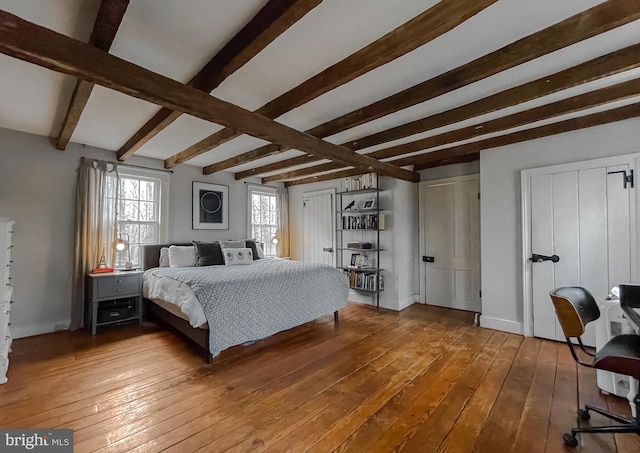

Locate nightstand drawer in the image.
[97,275,140,298]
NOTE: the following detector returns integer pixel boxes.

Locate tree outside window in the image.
[248,187,278,257]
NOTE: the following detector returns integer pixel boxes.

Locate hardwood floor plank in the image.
[466,336,542,452]
[391,333,522,452]
[607,392,639,453]
[115,311,468,452]
[575,354,617,452]
[305,330,503,453]
[2,304,636,453]
[74,318,389,451]
[223,316,480,452]
[510,340,559,452]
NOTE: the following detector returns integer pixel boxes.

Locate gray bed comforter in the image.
[150,258,349,357]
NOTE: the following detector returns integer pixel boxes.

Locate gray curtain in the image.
[277,187,290,258]
[70,157,119,330]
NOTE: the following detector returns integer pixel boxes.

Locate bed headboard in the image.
[142,243,191,270]
[142,240,267,270]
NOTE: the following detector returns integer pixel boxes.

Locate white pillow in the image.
[168,245,197,267]
[159,247,170,267]
[222,247,254,265]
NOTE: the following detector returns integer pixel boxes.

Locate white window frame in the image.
[247,184,278,257]
[115,166,170,268]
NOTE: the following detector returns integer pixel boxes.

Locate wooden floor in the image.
[1,304,639,453]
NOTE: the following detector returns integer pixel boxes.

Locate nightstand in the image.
[86,270,143,335]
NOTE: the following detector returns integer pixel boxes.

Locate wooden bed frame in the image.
[142,243,339,364]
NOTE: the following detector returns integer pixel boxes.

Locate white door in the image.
[419,176,481,312]
[302,189,335,266]
[523,155,637,345]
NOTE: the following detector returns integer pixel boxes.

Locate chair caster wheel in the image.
[577,408,590,420]
[563,433,578,448]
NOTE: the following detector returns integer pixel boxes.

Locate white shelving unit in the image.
[336,174,384,310]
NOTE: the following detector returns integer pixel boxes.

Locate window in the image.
[247,185,278,257]
[107,167,169,268]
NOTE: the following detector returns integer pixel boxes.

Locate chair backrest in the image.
[549,287,600,338]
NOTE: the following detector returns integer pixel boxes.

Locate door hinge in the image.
[607,169,634,189]
[479,290,482,298]
[477,193,480,200]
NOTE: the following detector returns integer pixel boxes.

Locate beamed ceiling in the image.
[0,0,640,186]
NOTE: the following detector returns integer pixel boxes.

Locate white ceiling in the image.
[0,0,639,177]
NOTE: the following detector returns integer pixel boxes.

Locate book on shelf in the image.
[343,270,383,291]
[341,213,384,230]
[342,173,377,192]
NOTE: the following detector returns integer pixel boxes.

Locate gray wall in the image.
[0,127,262,337]
[480,117,640,334]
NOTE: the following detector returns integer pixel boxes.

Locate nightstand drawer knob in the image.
[118,289,122,292]
[117,279,122,283]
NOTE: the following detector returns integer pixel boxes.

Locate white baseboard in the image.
[12,319,70,339]
[479,315,522,335]
[348,293,419,312]
[399,294,419,311]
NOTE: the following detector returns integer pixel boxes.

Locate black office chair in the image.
[549,286,640,447]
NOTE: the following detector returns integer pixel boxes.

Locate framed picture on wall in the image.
[193,182,229,229]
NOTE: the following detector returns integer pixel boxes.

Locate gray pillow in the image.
[244,239,263,260]
[192,241,224,266]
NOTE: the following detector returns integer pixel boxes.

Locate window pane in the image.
[139,202,156,222]
[140,180,155,201]
[121,223,139,243]
[120,200,138,221]
[121,178,139,200]
[139,224,156,244]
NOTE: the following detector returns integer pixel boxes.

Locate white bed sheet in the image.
[143,268,207,327]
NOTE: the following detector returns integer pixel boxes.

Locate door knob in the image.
[531,253,560,263]
[323,247,334,253]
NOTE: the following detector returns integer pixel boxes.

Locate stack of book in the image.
[342,173,377,192]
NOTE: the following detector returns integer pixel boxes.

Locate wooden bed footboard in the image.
[144,299,213,363]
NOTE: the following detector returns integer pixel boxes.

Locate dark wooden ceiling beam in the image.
[0,11,419,182]
[306,0,640,138]
[262,78,640,181]
[55,0,129,150]
[349,43,640,152]
[202,144,283,175]
[413,153,480,171]
[284,168,366,187]
[116,0,323,161]
[231,0,640,178]
[400,102,640,169]
[169,0,499,169]
[284,102,640,186]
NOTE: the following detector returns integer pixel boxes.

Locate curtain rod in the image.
[119,163,173,174]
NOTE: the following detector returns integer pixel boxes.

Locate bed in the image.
[142,242,349,363]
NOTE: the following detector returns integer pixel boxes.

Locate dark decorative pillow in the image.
[192,241,224,266]
[244,239,263,260]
